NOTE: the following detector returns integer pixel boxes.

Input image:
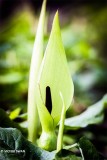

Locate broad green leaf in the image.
[36,12,74,127]
[28,0,46,142]
[55,149,82,160]
[65,94,107,129]
[79,137,104,160]
[0,128,105,159]
[0,127,56,160]
[0,148,20,160]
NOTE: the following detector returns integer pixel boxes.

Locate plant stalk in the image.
[57,92,66,152]
[28,0,46,143]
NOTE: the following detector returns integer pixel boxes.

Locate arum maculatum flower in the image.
[35,11,74,151]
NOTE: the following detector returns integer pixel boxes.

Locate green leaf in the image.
[0,72,23,84]
[0,108,27,136]
[9,107,21,120]
[79,137,105,160]
[0,149,21,160]
[36,11,74,128]
[27,0,46,142]
[55,149,82,160]
[0,127,56,160]
[65,95,107,129]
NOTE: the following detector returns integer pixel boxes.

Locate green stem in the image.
[57,92,66,152]
[28,0,46,143]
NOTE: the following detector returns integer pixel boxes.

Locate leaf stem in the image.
[57,92,66,152]
[28,0,46,143]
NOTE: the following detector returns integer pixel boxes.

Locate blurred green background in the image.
[0,0,107,156]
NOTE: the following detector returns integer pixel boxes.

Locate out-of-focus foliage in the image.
[0,10,36,110]
[61,7,107,105]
